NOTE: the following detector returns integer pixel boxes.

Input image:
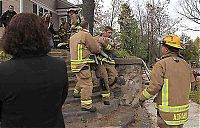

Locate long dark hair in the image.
[2,13,50,57]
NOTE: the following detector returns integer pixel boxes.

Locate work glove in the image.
[130,97,144,108]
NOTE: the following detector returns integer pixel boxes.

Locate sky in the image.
[68,0,200,40]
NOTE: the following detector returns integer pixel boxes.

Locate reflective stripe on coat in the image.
[70,30,100,72]
[140,53,195,125]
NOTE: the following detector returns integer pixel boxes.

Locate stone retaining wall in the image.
[115,58,144,105]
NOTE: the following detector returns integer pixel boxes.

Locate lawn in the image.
[190,86,200,104]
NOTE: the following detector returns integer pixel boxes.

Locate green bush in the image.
[190,86,200,104]
[115,49,131,58]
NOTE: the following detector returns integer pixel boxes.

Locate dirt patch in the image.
[65,106,152,128]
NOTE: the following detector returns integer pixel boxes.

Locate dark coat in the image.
[1,10,17,27]
[0,55,68,128]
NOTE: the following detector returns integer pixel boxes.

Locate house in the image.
[0,0,78,37]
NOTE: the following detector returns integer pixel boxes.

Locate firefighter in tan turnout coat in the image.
[94,26,118,105]
[67,8,82,36]
[131,34,195,128]
[70,21,100,112]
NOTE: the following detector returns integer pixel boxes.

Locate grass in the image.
[190,86,200,104]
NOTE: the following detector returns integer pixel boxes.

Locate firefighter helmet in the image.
[163,34,183,49]
[67,8,80,14]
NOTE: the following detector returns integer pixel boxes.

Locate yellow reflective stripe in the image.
[105,44,112,50]
[73,88,80,94]
[71,69,80,72]
[101,93,110,98]
[80,44,83,60]
[78,44,83,60]
[77,16,81,24]
[71,61,86,64]
[81,100,92,105]
[71,59,95,64]
[165,119,188,125]
[71,69,80,71]
[162,79,169,106]
[142,88,153,99]
[108,60,115,64]
[101,59,115,64]
[71,60,84,62]
[84,59,95,63]
[86,60,95,63]
[158,104,189,112]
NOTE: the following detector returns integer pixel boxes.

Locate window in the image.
[44,9,48,13]
[39,6,43,17]
[33,4,37,14]
[32,3,52,17]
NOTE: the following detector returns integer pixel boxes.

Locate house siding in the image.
[23,0,33,13]
[2,0,20,13]
[0,0,75,37]
[37,0,57,10]
[52,13,59,31]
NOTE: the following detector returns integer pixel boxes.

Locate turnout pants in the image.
[74,68,93,109]
[157,111,184,128]
[96,63,118,102]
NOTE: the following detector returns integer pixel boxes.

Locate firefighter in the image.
[1,5,17,27]
[58,18,70,48]
[67,8,82,36]
[131,34,195,128]
[70,21,100,112]
[94,26,118,105]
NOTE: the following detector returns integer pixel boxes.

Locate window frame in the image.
[0,0,2,27]
[31,1,54,17]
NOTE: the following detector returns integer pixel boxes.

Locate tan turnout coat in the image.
[70,30,100,72]
[140,53,195,126]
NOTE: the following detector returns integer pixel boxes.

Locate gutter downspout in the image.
[20,0,23,13]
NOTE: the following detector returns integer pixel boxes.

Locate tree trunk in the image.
[82,0,95,35]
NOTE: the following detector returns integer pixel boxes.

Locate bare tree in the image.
[72,0,81,5]
[94,0,104,34]
[133,0,179,65]
[93,0,121,34]
[82,0,95,34]
[179,0,200,31]
[110,0,122,27]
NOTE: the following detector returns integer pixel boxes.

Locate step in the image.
[67,71,75,77]
[67,67,73,75]
[63,99,120,122]
[50,48,68,53]
[48,50,68,56]
[68,76,77,85]
[51,56,68,61]
[65,60,70,65]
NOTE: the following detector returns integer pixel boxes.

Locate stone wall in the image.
[114,58,144,105]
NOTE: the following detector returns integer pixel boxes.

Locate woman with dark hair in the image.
[0,13,68,128]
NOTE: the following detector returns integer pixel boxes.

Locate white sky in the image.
[68,0,200,39]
